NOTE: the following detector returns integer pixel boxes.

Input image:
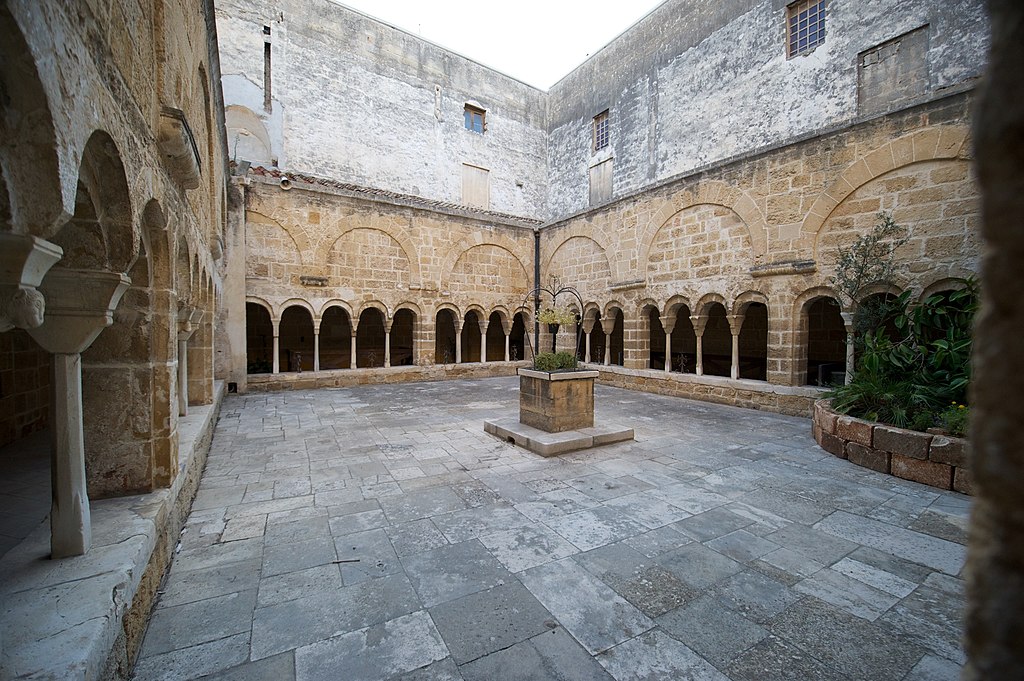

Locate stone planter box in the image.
[518,368,598,432]
[812,399,972,494]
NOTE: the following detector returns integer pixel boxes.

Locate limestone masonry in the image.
[0,0,1010,678]
[216,0,986,417]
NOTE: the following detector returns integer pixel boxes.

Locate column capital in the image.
[840,311,856,333]
[727,314,744,335]
[0,234,63,332]
[28,269,130,354]
[177,302,204,341]
[690,314,709,335]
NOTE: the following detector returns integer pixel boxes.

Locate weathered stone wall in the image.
[215,0,549,217]
[0,0,233,676]
[240,173,537,371]
[547,0,988,216]
[541,94,981,394]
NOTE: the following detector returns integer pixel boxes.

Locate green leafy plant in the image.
[828,279,977,432]
[532,351,578,372]
[831,213,909,313]
[826,212,976,434]
[939,402,969,438]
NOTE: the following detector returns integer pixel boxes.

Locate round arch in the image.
[441,237,531,292]
[804,126,972,253]
[0,5,64,234]
[638,182,768,273]
[321,222,421,288]
[543,233,614,286]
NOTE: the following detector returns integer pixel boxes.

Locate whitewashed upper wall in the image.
[216,0,988,222]
[215,0,549,217]
[546,0,989,217]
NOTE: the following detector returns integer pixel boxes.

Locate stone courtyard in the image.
[131,377,968,680]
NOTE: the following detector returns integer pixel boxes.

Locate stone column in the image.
[0,234,62,333]
[350,321,359,368]
[177,304,202,417]
[604,332,612,366]
[479,320,488,362]
[727,314,744,380]
[28,269,130,558]
[313,320,321,372]
[841,311,855,385]
[504,332,510,361]
[581,318,595,363]
[662,315,676,373]
[454,320,463,363]
[384,319,392,368]
[691,315,708,376]
[272,317,280,374]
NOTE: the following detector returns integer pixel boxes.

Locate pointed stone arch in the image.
[732,290,769,316]
[695,292,728,315]
[53,130,137,273]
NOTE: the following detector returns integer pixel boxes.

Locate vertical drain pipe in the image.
[534,228,541,355]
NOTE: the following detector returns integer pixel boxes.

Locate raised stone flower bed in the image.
[812,399,972,494]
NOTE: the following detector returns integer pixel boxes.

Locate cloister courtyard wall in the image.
[230,92,980,416]
[219,0,986,418]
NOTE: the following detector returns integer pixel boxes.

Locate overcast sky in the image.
[332,0,667,89]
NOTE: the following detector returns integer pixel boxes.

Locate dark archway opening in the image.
[806,297,846,386]
[357,308,386,368]
[461,311,482,363]
[320,306,352,370]
[279,306,314,372]
[702,303,731,377]
[738,302,768,380]
[435,310,457,364]
[391,309,415,366]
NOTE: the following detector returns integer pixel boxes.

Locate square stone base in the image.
[518,369,598,432]
[484,417,634,457]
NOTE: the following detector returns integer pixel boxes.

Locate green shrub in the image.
[553,351,578,370]
[533,353,559,371]
[939,402,969,438]
[828,278,977,433]
[532,351,578,372]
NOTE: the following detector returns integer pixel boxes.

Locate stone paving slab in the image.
[130,377,972,680]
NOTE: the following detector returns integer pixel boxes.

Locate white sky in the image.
[332,0,667,90]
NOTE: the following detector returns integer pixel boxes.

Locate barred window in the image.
[787,0,826,58]
[593,110,609,152]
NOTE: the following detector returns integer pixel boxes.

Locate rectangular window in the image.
[787,0,826,58]
[593,110,609,152]
[464,105,485,134]
[462,164,489,209]
[589,158,612,206]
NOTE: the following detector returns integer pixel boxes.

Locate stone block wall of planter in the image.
[812,399,972,494]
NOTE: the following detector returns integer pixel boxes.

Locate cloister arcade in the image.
[244,283,964,390]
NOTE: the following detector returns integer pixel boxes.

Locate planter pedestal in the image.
[484,368,633,456]
[519,368,597,432]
